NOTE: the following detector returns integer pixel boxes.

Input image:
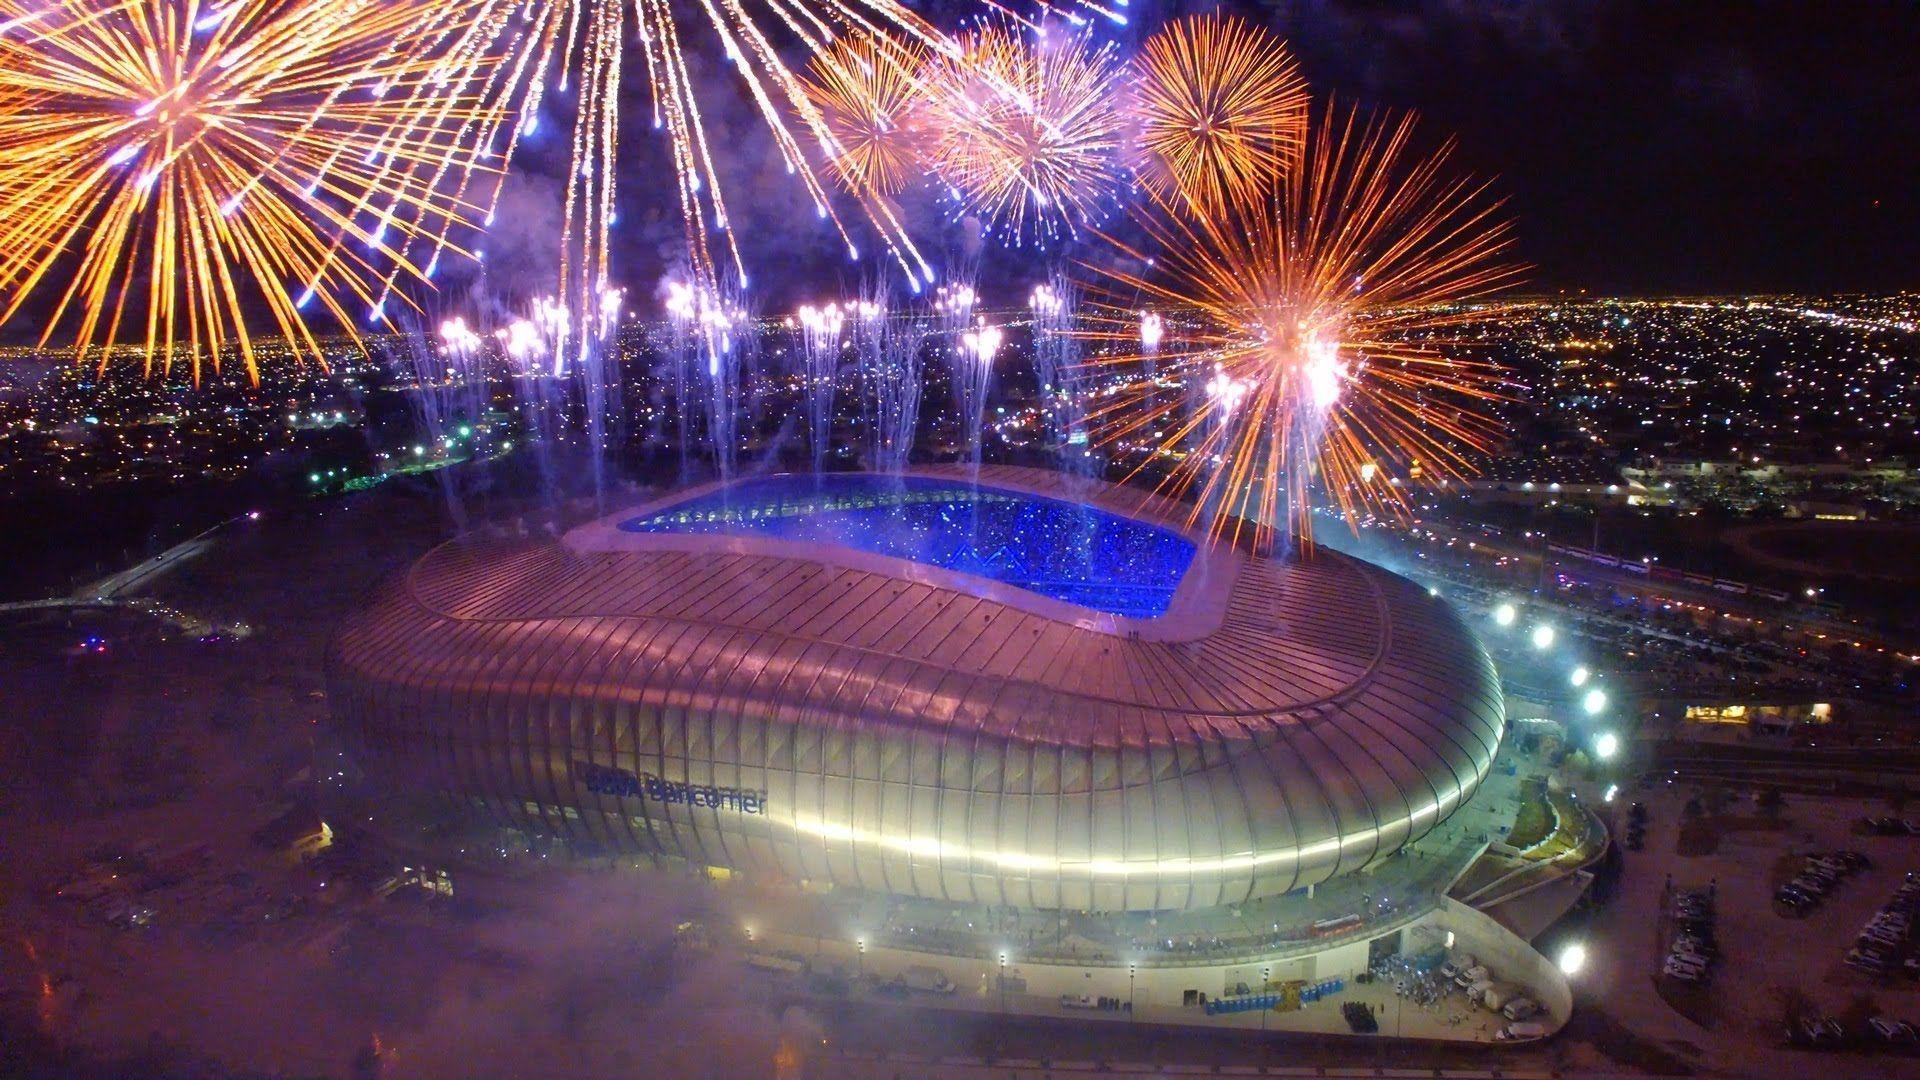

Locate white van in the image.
[1664,955,1708,978]
[1498,1021,1549,1040]
[1502,997,1541,1022]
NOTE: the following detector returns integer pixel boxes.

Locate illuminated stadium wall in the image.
[326,468,1504,912]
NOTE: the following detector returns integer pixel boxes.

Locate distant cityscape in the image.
[3,295,1915,509]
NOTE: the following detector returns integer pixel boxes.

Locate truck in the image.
[1465,978,1496,1005]
[1479,982,1523,1013]
[899,965,956,994]
[1454,964,1489,988]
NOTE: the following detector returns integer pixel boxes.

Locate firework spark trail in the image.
[0,0,507,382]
[1129,11,1308,216]
[444,0,951,317]
[1079,106,1522,553]
[979,0,1128,33]
[921,18,1126,244]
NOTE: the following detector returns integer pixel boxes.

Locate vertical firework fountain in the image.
[575,284,626,512]
[664,282,700,481]
[957,321,1002,476]
[664,280,748,481]
[388,316,493,531]
[1028,274,1091,474]
[932,279,979,469]
[1140,310,1165,374]
[869,310,929,475]
[497,307,562,519]
[1202,362,1249,518]
[794,302,847,474]
[699,287,751,482]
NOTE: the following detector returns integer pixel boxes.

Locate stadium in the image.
[326,466,1507,915]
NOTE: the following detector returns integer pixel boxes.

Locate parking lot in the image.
[1580,778,1920,1072]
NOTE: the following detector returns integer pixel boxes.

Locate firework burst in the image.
[921,19,1126,242]
[801,30,932,198]
[1084,106,1523,553]
[1129,12,1309,215]
[0,0,505,382]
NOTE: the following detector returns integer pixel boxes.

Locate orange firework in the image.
[1083,106,1523,554]
[0,0,506,383]
[920,19,1126,240]
[801,30,931,197]
[1130,12,1309,214]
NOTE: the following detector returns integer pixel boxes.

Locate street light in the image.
[1494,603,1517,627]
[998,951,1008,1014]
[1260,966,1271,1031]
[1531,624,1556,650]
[857,937,866,978]
[1583,688,1607,715]
[1558,943,1588,977]
[1570,666,1591,687]
[1129,962,1138,1018]
[1594,732,1620,760]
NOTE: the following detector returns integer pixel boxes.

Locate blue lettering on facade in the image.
[571,760,767,816]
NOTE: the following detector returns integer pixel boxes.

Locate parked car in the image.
[1870,1017,1918,1043]
[1847,949,1892,973]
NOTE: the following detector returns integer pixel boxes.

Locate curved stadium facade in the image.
[327,467,1504,912]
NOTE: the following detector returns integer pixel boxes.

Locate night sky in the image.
[1236,0,1920,295]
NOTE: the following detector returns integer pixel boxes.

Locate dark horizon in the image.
[1240,0,1919,297]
